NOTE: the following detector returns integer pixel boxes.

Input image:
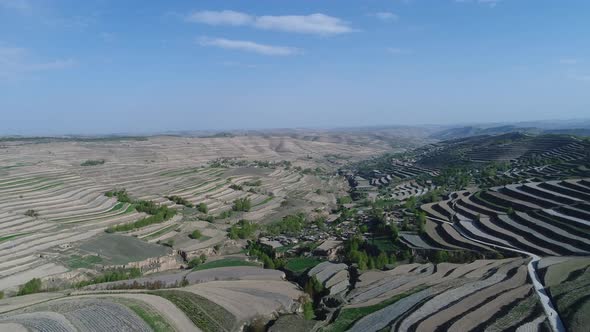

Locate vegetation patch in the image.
[228,220,257,240]
[0,233,29,243]
[67,254,103,269]
[324,290,419,332]
[232,197,252,212]
[80,159,105,166]
[17,278,43,296]
[150,290,237,332]
[166,195,193,208]
[76,268,141,288]
[125,302,175,332]
[285,257,323,273]
[106,201,176,233]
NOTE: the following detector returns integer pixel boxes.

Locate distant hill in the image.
[417,132,590,167]
[430,125,590,140]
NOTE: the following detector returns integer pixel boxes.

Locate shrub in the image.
[24,209,39,218]
[187,254,207,269]
[229,184,243,191]
[81,159,105,166]
[190,229,202,239]
[17,278,42,296]
[105,189,131,203]
[232,197,251,212]
[166,195,193,208]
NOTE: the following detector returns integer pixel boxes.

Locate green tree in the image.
[197,203,208,213]
[190,229,202,239]
[303,301,315,320]
[376,252,389,270]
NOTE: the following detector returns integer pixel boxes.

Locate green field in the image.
[67,254,103,269]
[150,290,236,332]
[284,257,323,273]
[125,302,174,332]
[0,233,29,243]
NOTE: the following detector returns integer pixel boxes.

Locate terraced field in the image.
[323,258,550,332]
[0,266,304,331]
[0,135,383,293]
[418,179,590,257]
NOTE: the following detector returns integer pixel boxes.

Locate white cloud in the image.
[370,12,399,21]
[254,14,353,35]
[187,10,353,36]
[198,37,300,56]
[186,10,253,26]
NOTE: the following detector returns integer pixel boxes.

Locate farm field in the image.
[0,134,391,294]
[0,131,589,331]
[0,266,305,331]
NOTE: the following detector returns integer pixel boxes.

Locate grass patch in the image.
[126,302,174,332]
[0,233,29,243]
[192,258,259,271]
[284,257,323,273]
[150,290,236,332]
[67,255,103,269]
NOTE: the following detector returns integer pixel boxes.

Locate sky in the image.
[0,0,589,135]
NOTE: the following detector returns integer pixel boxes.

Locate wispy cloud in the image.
[187,10,252,26]
[370,12,399,21]
[559,58,579,65]
[567,73,590,82]
[187,10,354,36]
[0,0,30,12]
[0,45,75,79]
[455,0,502,8]
[198,37,300,56]
[387,47,412,55]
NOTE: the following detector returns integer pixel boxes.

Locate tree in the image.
[232,198,252,212]
[303,301,315,320]
[197,203,208,214]
[434,250,449,264]
[376,252,389,270]
[390,225,399,241]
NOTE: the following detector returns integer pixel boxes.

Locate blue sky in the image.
[0,0,589,135]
